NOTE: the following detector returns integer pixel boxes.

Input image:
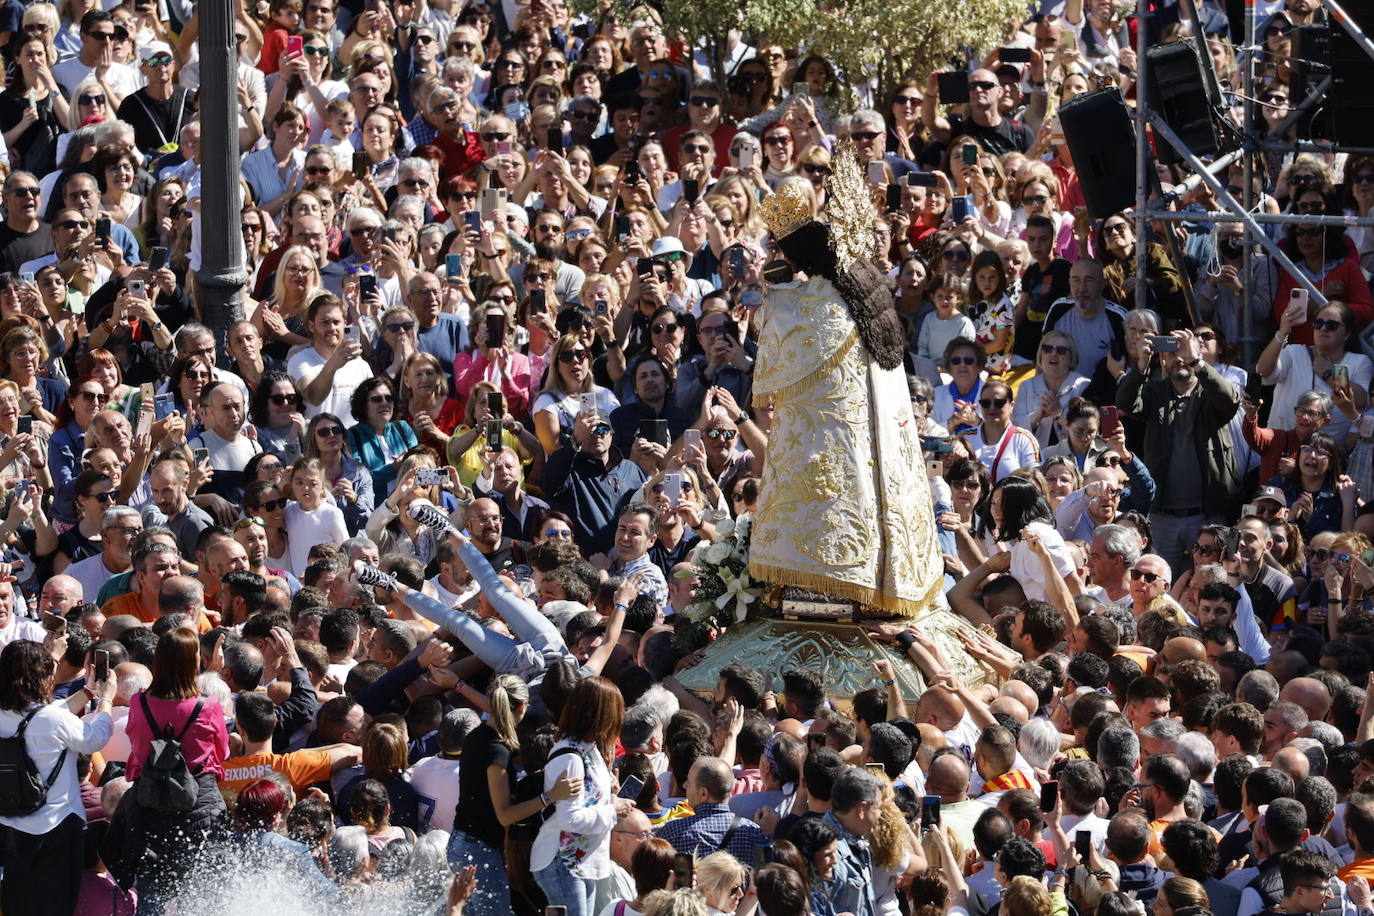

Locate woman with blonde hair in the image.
[259,244,322,355]
[869,774,924,915]
[450,675,580,916]
[399,351,464,443]
[447,381,543,487]
[692,851,747,916]
[530,332,620,455]
[452,299,536,419]
[1002,874,1055,916]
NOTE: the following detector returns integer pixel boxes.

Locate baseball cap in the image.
[1253,486,1287,508]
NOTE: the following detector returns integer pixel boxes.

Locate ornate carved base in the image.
[673,618,927,715]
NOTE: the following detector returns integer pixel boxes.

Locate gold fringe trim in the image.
[753,329,860,404]
[747,560,942,620]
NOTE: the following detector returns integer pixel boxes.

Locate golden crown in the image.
[759,182,814,239]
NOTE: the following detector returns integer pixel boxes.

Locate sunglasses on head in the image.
[234,516,267,530]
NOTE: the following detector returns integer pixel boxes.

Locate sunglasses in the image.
[234,516,267,530]
[8,187,40,198]
[568,109,598,121]
[764,135,791,146]
[1196,330,1216,341]
[85,30,116,40]
[1311,318,1343,331]
[1129,568,1161,583]
[969,79,997,90]
[591,423,611,436]
[689,96,720,107]
[386,322,415,333]
[1023,194,1049,206]
[566,228,592,240]
[682,144,712,154]
[558,349,590,363]
[143,54,173,66]
[1100,456,1123,467]
[948,356,978,366]
[979,397,1009,409]
[316,425,345,437]
[706,429,737,440]
[1353,173,1374,185]
[269,393,298,405]
[850,130,880,141]
[369,394,395,404]
[542,528,573,539]
[78,94,106,106]
[895,95,922,105]
[254,497,287,512]
[86,490,116,503]
[652,480,694,494]
[942,249,970,262]
[1102,223,1129,237]
[1040,344,1070,356]
[77,390,109,403]
[56,219,90,230]
[480,131,512,142]
[651,322,679,334]
[1190,541,1221,554]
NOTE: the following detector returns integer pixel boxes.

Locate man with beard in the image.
[609,354,692,457]
[233,513,296,589]
[1225,515,1296,636]
[463,497,528,574]
[1117,328,1243,576]
[514,212,586,302]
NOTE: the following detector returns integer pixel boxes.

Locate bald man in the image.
[1271,746,1310,781]
[1161,636,1206,665]
[1000,680,1039,719]
[101,661,152,764]
[915,724,946,772]
[1266,650,1309,684]
[1278,676,1332,722]
[914,685,967,731]
[38,574,85,615]
[926,753,983,849]
[990,696,1031,724]
[773,718,807,741]
[597,807,650,911]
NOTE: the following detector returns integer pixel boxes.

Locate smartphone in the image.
[524,289,546,318]
[636,257,657,280]
[445,253,464,280]
[1001,46,1032,63]
[663,471,683,508]
[379,225,398,244]
[868,160,887,185]
[17,415,32,435]
[907,171,938,188]
[95,216,111,242]
[149,246,170,272]
[614,214,631,241]
[1242,502,1259,518]
[192,447,210,466]
[951,195,971,222]
[486,313,506,344]
[885,183,903,212]
[546,126,562,151]
[684,428,702,453]
[485,418,503,450]
[577,392,597,419]
[738,146,755,170]
[1245,370,1265,399]
[13,479,28,499]
[806,733,827,751]
[920,795,941,829]
[741,288,763,308]
[154,392,174,421]
[128,279,147,298]
[343,324,360,342]
[683,178,699,204]
[624,160,641,184]
[1148,334,1180,352]
[592,298,608,316]
[1099,405,1120,438]
[640,418,669,447]
[616,773,645,799]
[461,212,482,237]
[286,35,303,57]
[359,274,378,300]
[865,762,886,776]
[94,648,110,683]
[728,246,747,281]
[480,188,502,220]
[352,151,368,181]
[1076,830,1092,860]
[962,143,979,166]
[1332,363,1350,388]
[753,845,776,869]
[416,468,446,487]
[921,435,954,454]
[1288,288,1309,322]
[937,70,970,104]
[495,140,513,157]
[18,271,34,286]
[42,612,66,635]
[1040,779,1059,813]
[545,908,568,916]
[488,392,504,419]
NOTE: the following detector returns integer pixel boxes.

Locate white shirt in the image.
[188,427,262,472]
[286,346,372,420]
[0,702,113,835]
[0,612,47,653]
[53,58,141,99]
[410,754,461,833]
[101,705,132,764]
[282,501,348,576]
[532,740,617,878]
[64,553,123,606]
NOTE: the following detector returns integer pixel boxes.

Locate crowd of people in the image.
[0,0,1371,914]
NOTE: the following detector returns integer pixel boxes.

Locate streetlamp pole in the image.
[196,0,246,361]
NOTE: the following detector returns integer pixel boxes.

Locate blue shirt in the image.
[610,552,668,611]
[821,811,879,916]
[655,802,767,865]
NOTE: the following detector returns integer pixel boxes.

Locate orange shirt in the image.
[99,592,215,633]
[1338,858,1374,882]
[217,749,335,805]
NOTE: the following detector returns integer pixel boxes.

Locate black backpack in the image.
[134,696,204,813]
[0,707,65,817]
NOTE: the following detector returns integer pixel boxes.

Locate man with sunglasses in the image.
[923,67,1034,156]
[661,80,736,177]
[188,382,262,506]
[64,507,142,609]
[0,172,49,275]
[52,10,139,99]
[543,406,648,553]
[116,41,195,157]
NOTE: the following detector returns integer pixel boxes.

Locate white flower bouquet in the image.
[674,514,766,651]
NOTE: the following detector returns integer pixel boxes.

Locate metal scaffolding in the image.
[1129,0,1374,365]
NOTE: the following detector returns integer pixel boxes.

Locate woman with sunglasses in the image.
[1269,210,1373,349]
[1259,300,1370,444]
[248,370,307,456]
[969,379,1039,483]
[1012,330,1090,448]
[1095,212,1186,329]
[346,377,416,501]
[1039,397,1114,472]
[265,30,346,141]
[52,469,115,572]
[531,332,620,455]
[303,411,372,535]
[47,377,110,498]
[1008,172,1078,262]
[166,353,214,433]
[447,381,540,488]
[244,479,291,568]
[1272,431,1355,541]
[1295,529,1338,615]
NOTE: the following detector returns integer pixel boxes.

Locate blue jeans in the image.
[447,831,511,916]
[533,858,596,916]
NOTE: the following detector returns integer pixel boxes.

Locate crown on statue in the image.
[759,182,813,240]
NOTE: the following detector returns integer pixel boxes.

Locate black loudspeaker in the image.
[1146,40,1223,163]
[1325,1,1374,146]
[1059,88,1138,220]
[1290,24,1332,139]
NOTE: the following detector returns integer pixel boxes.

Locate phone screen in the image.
[617,774,645,799]
[94,649,110,682]
[1040,779,1059,813]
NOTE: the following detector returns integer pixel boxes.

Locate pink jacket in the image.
[124,693,230,781]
